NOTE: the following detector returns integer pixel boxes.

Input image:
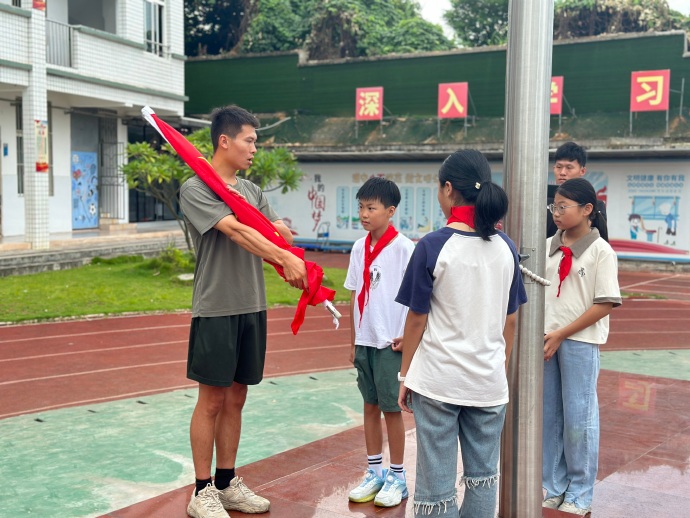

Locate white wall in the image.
[266,159,690,256]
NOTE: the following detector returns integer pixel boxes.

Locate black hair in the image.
[556,178,609,242]
[438,149,508,241]
[356,176,401,208]
[554,141,587,167]
[210,105,260,152]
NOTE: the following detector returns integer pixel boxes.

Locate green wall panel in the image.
[185,33,690,118]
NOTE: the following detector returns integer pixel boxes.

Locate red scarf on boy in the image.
[357,224,398,325]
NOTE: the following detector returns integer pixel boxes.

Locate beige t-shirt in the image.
[179,176,279,317]
[544,228,622,345]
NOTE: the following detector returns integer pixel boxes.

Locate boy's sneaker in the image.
[542,494,565,509]
[374,470,408,507]
[558,501,592,516]
[216,476,270,513]
[348,468,386,503]
[187,484,228,518]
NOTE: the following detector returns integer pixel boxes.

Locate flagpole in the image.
[500,0,554,516]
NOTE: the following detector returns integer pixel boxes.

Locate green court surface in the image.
[601,349,690,381]
[0,369,363,517]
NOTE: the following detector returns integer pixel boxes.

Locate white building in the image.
[0,0,185,247]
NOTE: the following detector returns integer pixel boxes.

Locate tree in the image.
[553,0,689,40]
[442,0,689,48]
[185,0,258,57]
[444,0,509,48]
[305,0,453,59]
[122,127,304,255]
[241,0,312,54]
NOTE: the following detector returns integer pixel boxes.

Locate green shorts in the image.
[187,312,267,387]
[353,344,402,412]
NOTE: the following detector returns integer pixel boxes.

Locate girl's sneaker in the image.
[348,468,386,503]
[542,494,565,509]
[374,470,408,507]
[558,501,592,516]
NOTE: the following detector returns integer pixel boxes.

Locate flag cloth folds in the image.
[141,106,337,334]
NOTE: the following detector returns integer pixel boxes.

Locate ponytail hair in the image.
[439,150,509,241]
[556,178,609,242]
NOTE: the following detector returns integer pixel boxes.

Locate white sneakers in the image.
[216,476,270,513]
[187,484,227,518]
[187,478,270,517]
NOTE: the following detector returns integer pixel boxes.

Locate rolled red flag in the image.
[141,106,337,334]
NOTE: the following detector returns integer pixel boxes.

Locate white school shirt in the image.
[544,228,622,345]
[395,228,527,407]
[344,233,415,348]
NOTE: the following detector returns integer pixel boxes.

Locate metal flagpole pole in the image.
[500,0,554,516]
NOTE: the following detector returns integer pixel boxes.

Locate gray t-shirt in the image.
[179,175,279,317]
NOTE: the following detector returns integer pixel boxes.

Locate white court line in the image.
[0,339,350,363]
[0,344,350,385]
[0,310,351,345]
[0,383,196,419]
[0,360,184,386]
[620,274,681,290]
[609,331,690,336]
[0,325,189,345]
[0,340,187,363]
[0,364,353,419]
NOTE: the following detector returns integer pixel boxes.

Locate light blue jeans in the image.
[412,393,506,517]
[543,338,600,509]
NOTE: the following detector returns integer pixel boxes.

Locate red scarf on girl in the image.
[557,246,573,297]
[357,224,398,325]
[447,206,475,227]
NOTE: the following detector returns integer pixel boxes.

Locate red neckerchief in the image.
[357,224,398,325]
[447,206,475,227]
[557,246,573,297]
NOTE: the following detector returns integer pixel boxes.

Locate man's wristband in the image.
[397,372,406,382]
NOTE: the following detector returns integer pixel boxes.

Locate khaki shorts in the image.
[353,344,402,412]
[187,312,267,387]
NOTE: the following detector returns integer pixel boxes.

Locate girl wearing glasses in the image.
[542,178,622,516]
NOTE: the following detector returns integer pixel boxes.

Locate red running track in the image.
[1,270,689,420]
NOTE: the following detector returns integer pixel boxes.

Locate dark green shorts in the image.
[187,312,267,387]
[353,344,402,412]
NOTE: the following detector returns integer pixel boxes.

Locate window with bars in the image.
[14,101,55,196]
[12,0,21,7]
[144,0,165,56]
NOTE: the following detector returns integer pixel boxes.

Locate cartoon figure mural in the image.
[71,151,99,230]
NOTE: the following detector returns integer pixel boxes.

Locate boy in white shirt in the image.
[344,177,415,508]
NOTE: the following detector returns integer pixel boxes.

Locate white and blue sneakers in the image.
[373,470,408,507]
[348,468,387,503]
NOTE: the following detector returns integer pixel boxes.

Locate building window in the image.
[144,0,165,56]
[12,0,21,7]
[15,101,23,195]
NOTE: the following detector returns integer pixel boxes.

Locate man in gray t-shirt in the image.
[179,105,307,518]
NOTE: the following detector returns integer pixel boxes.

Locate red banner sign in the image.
[33,0,46,11]
[438,82,468,119]
[356,87,384,121]
[550,76,564,115]
[630,69,670,112]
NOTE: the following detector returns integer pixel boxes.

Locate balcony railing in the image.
[46,19,73,67]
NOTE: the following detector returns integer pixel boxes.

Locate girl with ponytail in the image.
[395,150,527,517]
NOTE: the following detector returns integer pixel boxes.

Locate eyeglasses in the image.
[548,203,585,215]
